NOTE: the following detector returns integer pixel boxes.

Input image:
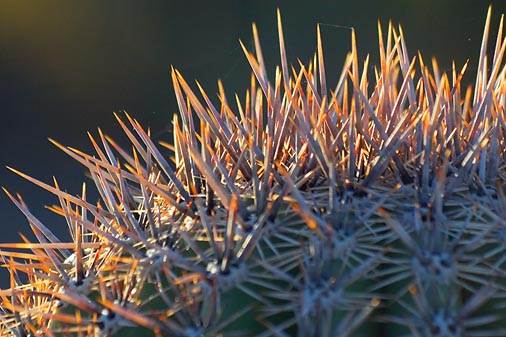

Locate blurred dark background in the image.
[0,0,505,288]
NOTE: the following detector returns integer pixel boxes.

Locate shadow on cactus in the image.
[1,6,506,337]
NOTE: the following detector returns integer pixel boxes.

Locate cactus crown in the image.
[1,6,506,337]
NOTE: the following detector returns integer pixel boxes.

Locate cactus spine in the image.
[2,7,506,337]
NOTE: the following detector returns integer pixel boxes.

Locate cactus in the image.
[2,6,506,337]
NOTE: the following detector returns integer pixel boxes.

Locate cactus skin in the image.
[2,6,506,337]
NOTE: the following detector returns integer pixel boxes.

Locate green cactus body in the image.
[2,7,506,337]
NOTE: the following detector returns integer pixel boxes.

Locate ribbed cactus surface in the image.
[1,7,506,337]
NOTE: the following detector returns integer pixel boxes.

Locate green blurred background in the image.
[0,0,505,287]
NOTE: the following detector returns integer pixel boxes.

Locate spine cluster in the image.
[1,7,506,337]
